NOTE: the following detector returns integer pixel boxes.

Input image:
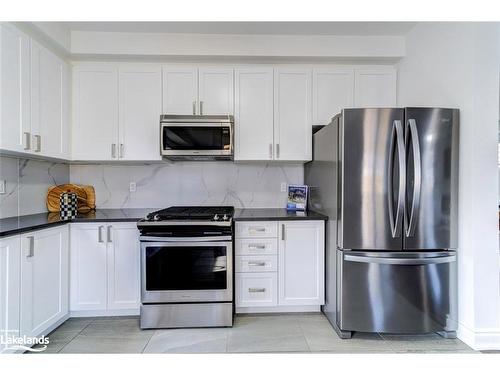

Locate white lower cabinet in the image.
[70,222,140,316]
[20,226,69,338]
[235,220,325,313]
[0,235,21,353]
[278,221,325,306]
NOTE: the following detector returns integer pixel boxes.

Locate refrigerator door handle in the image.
[406,119,422,237]
[344,254,456,265]
[388,119,405,238]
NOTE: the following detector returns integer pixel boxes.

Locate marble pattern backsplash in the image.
[0,156,70,219]
[70,162,304,209]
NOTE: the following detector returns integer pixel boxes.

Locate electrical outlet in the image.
[129,182,136,193]
[280,182,287,192]
[0,179,6,194]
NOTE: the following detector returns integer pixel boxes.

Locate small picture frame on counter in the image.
[287,184,308,211]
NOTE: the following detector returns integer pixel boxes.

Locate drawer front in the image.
[235,238,277,255]
[235,255,278,273]
[235,221,278,238]
[235,273,277,307]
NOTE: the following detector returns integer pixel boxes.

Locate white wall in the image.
[398,22,500,350]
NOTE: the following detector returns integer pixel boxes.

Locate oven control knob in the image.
[213,214,219,221]
[223,214,228,221]
[153,214,161,221]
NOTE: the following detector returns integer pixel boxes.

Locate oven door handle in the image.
[140,235,233,242]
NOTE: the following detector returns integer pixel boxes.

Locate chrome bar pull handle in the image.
[249,245,266,250]
[276,143,280,159]
[24,132,31,150]
[98,226,104,243]
[269,144,273,159]
[26,236,35,258]
[34,135,41,152]
[111,144,117,158]
[119,143,124,158]
[248,262,266,267]
[107,225,112,243]
[248,288,266,293]
[406,119,421,237]
[199,101,203,115]
[192,101,197,115]
[281,224,285,241]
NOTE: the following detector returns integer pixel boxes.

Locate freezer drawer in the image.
[337,250,457,334]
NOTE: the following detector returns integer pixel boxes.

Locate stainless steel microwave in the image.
[160,115,234,161]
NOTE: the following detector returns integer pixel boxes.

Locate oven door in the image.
[141,239,233,303]
[161,123,233,157]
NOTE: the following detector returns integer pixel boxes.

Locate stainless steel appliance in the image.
[305,108,459,338]
[160,115,234,161]
[137,206,234,329]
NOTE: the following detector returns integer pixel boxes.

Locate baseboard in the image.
[69,309,140,318]
[458,322,500,350]
[236,305,321,314]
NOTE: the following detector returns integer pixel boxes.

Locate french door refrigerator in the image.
[305,108,459,338]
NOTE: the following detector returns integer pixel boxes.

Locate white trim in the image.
[236,305,320,314]
[458,322,500,350]
[69,309,139,318]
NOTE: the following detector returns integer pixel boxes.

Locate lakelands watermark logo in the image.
[1,330,49,353]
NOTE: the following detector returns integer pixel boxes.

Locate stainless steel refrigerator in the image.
[305,108,459,338]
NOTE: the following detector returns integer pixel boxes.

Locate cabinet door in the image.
[0,24,31,152]
[31,41,70,159]
[198,68,234,115]
[162,65,198,115]
[234,67,274,160]
[70,224,107,311]
[313,67,354,125]
[274,68,312,161]
[118,65,162,161]
[20,226,69,338]
[0,236,21,353]
[106,224,140,310]
[278,221,325,306]
[72,64,119,160]
[354,67,397,107]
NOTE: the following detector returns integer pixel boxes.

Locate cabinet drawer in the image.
[235,255,277,273]
[235,238,277,255]
[235,273,277,307]
[235,221,278,238]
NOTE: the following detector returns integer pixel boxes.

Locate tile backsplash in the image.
[70,162,304,209]
[0,156,70,219]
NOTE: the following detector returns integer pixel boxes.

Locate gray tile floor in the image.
[29,313,477,354]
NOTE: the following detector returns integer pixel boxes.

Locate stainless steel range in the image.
[137,206,234,329]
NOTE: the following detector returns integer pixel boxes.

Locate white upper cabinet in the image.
[198,68,234,115]
[31,40,70,159]
[354,67,397,107]
[162,66,198,115]
[20,226,69,338]
[73,64,119,160]
[234,67,274,161]
[278,221,325,306]
[118,65,162,161]
[273,68,312,161]
[0,24,31,153]
[312,67,354,125]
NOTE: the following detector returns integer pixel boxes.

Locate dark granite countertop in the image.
[0,209,158,238]
[234,208,328,221]
[1,207,328,238]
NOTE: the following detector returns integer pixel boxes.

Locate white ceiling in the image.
[63,22,417,36]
